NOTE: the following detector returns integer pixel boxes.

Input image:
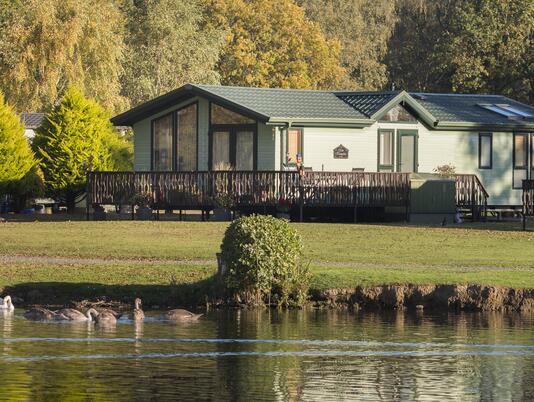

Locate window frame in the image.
[478,132,493,170]
[150,101,199,172]
[377,129,395,172]
[208,102,258,171]
[151,111,175,171]
[513,132,529,189]
[285,128,304,166]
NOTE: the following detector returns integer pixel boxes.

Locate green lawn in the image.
[0,221,533,302]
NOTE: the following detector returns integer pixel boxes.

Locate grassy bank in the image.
[0,221,533,305]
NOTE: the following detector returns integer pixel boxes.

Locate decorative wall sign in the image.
[333,144,349,159]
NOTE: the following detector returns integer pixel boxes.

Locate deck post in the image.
[298,176,304,222]
[85,172,91,221]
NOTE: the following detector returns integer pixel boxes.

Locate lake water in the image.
[0,309,533,401]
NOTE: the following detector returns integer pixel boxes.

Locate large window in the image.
[152,103,198,171]
[478,133,492,169]
[513,133,528,189]
[211,103,255,125]
[176,103,197,171]
[209,103,256,171]
[286,129,303,165]
[378,129,394,172]
[152,114,173,171]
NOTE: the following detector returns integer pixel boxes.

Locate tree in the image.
[385,0,457,93]
[120,0,225,106]
[204,0,347,89]
[0,91,36,189]
[298,0,396,90]
[0,0,128,114]
[445,0,534,103]
[33,87,120,210]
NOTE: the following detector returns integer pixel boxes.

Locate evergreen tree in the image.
[33,87,120,210]
[0,91,36,189]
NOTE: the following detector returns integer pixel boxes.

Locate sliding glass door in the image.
[211,128,256,171]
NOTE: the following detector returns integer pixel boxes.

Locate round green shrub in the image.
[220,214,310,307]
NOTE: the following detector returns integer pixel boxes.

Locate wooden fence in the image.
[455,174,489,220]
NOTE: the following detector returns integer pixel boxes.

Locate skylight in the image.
[478,103,534,119]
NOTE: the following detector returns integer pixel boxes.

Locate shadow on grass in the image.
[3,276,220,308]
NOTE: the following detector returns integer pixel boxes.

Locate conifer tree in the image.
[0,91,36,189]
[33,87,120,210]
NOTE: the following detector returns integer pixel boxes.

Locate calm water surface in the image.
[0,309,532,401]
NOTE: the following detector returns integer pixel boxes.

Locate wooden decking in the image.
[87,171,488,221]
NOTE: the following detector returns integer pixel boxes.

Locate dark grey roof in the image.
[195,84,367,120]
[111,83,534,129]
[409,93,534,125]
[336,92,399,117]
[20,112,45,129]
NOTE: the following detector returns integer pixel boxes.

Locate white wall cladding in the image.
[301,121,520,205]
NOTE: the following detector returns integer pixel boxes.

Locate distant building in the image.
[20,112,45,140]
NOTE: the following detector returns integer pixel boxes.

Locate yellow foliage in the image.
[204,0,347,89]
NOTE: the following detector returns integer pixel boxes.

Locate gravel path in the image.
[0,254,530,271]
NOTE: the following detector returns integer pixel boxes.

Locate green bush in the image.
[220,214,310,307]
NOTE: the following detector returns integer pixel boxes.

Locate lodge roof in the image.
[111,84,534,130]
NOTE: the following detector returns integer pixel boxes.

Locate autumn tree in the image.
[298,0,396,90]
[33,88,122,210]
[204,0,346,89]
[0,0,128,113]
[120,0,225,106]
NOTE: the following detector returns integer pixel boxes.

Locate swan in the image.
[55,308,98,322]
[164,309,203,321]
[24,307,62,321]
[129,298,144,321]
[0,296,14,311]
[93,309,117,325]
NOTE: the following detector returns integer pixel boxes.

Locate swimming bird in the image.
[0,296,14,311]
[164,309,203,322]
[129,298,144,321]
[24,307,61,321]
[55,308,98,322]
[93,309,117,325]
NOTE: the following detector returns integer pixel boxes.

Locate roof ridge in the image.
[410,92,506,98]
[194,83,336,94]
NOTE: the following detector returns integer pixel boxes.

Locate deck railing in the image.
[522,180,534,229]
[87,171,488,220]
[87,171,411,213]
[455,174,488,220]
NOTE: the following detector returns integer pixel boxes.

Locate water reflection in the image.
[0,310,532,401]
